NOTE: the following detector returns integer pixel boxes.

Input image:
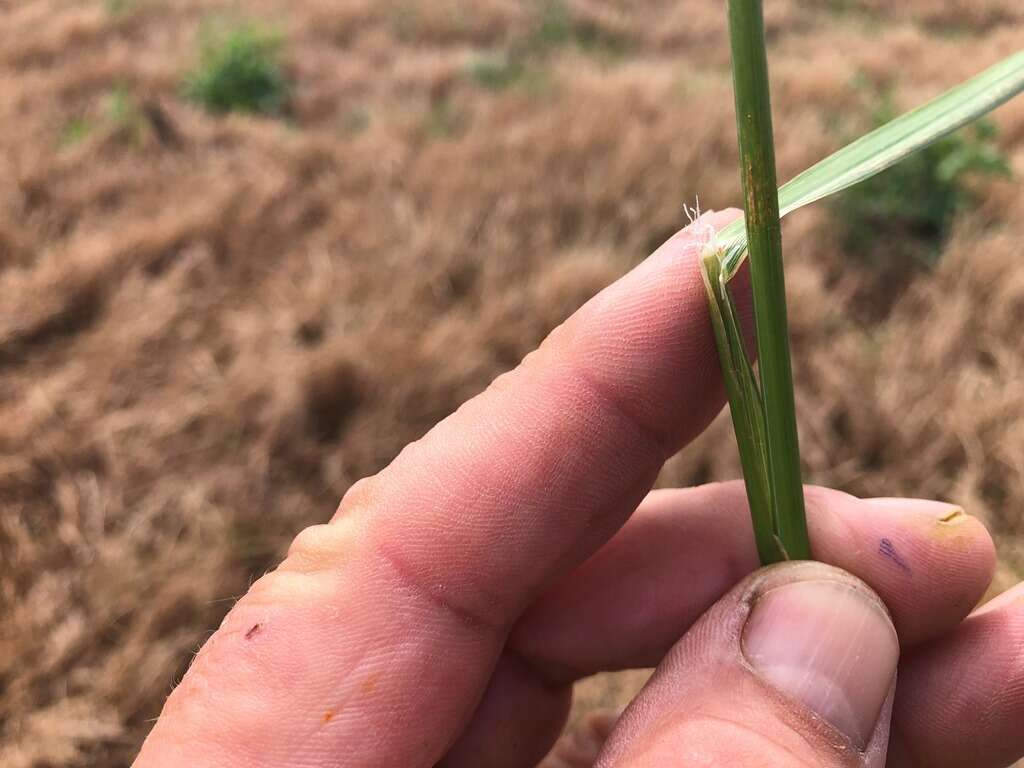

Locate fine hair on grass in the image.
[183,20,290,116]
[703,1,1024,565]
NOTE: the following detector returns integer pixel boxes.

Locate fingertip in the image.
[808,490,996,646]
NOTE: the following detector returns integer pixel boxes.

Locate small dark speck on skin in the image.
[322,710,334,724]
[879,538,911,575]
[245,623,261,640]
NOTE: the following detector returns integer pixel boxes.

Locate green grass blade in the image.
[726,0,811,562]
[714,50,1024,279]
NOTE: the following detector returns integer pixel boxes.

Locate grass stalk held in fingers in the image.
[701,46,1024,566]
[725,0,810,562]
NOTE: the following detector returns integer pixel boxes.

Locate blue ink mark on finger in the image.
[879,538,911,575]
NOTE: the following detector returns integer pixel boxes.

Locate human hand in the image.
[133,210,1024,767]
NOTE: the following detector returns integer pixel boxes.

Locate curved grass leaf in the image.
[711,50,1024,280]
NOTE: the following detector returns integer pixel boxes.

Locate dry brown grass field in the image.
[1,1,1023,765]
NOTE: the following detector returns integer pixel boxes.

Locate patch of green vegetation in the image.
[105,86,146,145]
[104,0,144,15]
[182,21,290,116]
[823,0,854,15]
[59,117,95,148]
[532,0,572,49]
[818,1,883,34]
[107,87,132,119]
[341,107,371,136]
[528,0,628,56]
[832,95,1010,266]
[467,52,526,91]
[59,86,147,149]
[463,2,625,96]
[389,3,419,42]
[423,99,465,140]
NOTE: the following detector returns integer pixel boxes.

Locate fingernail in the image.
[742,578,899,750]
[862,497,965,522]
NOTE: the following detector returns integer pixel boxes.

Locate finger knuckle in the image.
[283,518,362,574]
[332,475,381,521]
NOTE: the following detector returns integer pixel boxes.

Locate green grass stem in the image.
[725,0,810,562]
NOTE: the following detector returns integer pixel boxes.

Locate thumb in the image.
[595,562,899,767]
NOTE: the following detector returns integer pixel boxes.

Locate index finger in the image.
[135,210,745,768]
